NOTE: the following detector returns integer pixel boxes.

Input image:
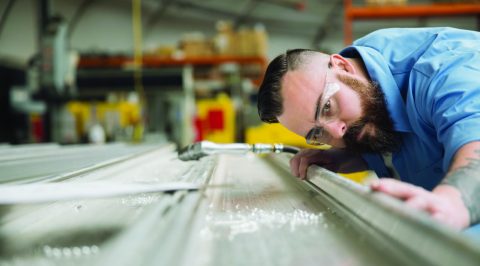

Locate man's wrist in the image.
[441,172,480,226]
[433,184,470,228]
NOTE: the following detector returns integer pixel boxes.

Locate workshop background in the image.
[1,0,478,148]
[1,1,480,266]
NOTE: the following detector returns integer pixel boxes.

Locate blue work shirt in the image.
[340,27,480,190]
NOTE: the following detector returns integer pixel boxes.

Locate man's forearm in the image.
[442,143,480,225]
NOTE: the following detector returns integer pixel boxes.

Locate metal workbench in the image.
[0,143,479,266]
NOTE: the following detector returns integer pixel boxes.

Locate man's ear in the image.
[330,54,356,74]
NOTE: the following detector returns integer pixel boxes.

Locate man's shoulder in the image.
[347,27,480,79]
[355,27,479,44]
[353,27,480,52]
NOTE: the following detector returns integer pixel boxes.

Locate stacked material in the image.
[0,143,479,265]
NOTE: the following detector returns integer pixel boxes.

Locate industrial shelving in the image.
[78,54,267,89]
[75,55,267,146]
[78,55,267,69]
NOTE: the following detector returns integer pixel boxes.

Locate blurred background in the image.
[1,0,479,148]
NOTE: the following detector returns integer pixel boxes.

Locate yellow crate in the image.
[195,93,235,143]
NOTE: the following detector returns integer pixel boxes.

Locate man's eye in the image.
[322,100,331,116]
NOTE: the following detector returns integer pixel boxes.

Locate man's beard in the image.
[338,74,400,154]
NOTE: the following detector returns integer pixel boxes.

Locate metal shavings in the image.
[200,208,324,241]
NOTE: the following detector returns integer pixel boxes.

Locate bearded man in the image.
[257,27,480,232]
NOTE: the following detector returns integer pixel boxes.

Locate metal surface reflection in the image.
[0,143,479,266]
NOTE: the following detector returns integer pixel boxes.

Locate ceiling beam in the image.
[146,0,177,29]
[0,0,15,39]
[312,0,342,50]
[68,0,97,40]
[233,0,259,28]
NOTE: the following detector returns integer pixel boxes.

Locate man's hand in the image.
[290,148,367,179]
[371,178,470,229]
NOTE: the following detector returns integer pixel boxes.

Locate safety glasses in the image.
[305,69,340,146]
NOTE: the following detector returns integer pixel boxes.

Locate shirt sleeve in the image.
[420,52,480,172]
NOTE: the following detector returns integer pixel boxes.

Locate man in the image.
[257,27,480,230]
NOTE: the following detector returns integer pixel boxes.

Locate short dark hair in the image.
[257,49,318,123]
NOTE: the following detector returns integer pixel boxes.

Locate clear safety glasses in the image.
[305,70,340,146]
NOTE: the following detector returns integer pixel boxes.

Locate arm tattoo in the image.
[441,149,480,225]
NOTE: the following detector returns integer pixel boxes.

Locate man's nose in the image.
[322,119,347,139]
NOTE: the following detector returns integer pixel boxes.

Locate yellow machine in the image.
[66,100,143,142]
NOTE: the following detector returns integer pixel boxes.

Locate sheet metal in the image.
[0,144,478,266]
[270,154,480,266]
[0,143,159,184]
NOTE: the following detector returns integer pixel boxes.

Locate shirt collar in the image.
[340,46,412,132]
